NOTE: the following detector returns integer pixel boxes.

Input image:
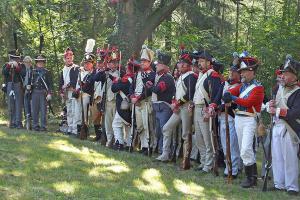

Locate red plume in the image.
[179,43,185,50]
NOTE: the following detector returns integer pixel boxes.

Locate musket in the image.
[99,44,110,144]
[185,69,194,168]
[9,63,16,124]
[225,104,233,183]
[79,71,88,140]
[129,103,136,152]
[171,102,179,163]
[25,63,33,130]
[206,80,219,176]
[39,73,55,116]
[262,88,274,191]
[118,51,122,77]
[9,32,18,100]
[144,76,151,157]
[129,65,137,153]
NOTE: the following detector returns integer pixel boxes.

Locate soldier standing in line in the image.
[59,48,79,135]
[2,49,24,129]
[30,55,53,131]
[223,56,264,188]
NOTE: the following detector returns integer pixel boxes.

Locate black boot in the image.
[113,140,124,151]
[240,164,257,188]
[139,147,147,154]
[94,125,101,141]
[116,141,124,151]
[253,163,258,180]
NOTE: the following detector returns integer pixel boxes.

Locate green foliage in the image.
[1,0,300,99]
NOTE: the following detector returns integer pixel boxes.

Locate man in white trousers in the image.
[267,57,300,195]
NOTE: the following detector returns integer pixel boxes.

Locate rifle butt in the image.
[80,123,88,140]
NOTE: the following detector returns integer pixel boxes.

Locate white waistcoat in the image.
[135,72,144,96]
[175,71,193,100]
[193,69,214,105]
[276,85,300,144]
[105,70,119,102]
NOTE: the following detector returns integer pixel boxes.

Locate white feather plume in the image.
[85,39,95,53]
[142,44,148,49]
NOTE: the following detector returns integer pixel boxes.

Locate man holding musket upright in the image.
[267,57,300,195]
[191,51,222,173]
[161,53,197,169]
[93,47,120,147]
[217,54,241,178]
[130,45,156,155]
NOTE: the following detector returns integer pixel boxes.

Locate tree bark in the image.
[235,0,240,49]
[165,15,172,52]
[108,0,183,59]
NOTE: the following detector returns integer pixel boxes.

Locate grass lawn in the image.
[0,118,299,200]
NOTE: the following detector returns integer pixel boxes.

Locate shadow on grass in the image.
[0,125,299,200]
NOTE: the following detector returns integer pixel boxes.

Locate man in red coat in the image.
[223,56,264,188]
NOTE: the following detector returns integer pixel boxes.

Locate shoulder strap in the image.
[239,84,256,98]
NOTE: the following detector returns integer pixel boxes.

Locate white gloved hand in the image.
[26,85,31,90]
[46,94,52,101]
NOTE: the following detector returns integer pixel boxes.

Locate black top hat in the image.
[213,61,224,74]
[8,49,22,59]
[157,51,171,66]
[197,51,213,62]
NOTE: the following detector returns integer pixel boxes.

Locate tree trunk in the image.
[108,0,183,59]
[235,0,240,49]
[165,15,172,52]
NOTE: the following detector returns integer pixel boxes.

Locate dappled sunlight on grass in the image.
[0,186,22,200]
[37,161,63,170]
[15,154,28,162]
[106,164,130,173]
[89,164,130,177]
[48,139,81,154]
[0,130,7,137]
[16,134,30,142]
[0,168,4,175]
[53,181,79,194]
[173,179,204,198]
[48,138,131,178]
[10,170,26,177]
[133,168,170,195]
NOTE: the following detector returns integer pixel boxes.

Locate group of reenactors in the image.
[2,38,300,195]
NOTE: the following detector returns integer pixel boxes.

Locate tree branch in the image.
[137,0,184,44]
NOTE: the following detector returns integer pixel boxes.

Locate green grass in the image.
[0,118,299,200]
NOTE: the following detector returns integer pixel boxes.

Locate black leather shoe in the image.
[138,148,147,154]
